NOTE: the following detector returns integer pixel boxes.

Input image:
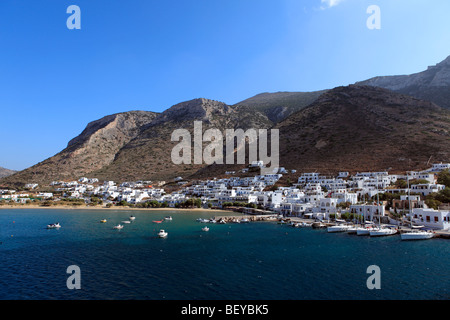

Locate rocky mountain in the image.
[90,98,273,182]
[0,167,16,179]
[3,55,450,187]
[357,55,450,109]
[275,85,450,174]
[1,111,158,186]
[1,99,273,186]
[234,90,327,123]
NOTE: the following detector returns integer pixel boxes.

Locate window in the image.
[434,216,439,223]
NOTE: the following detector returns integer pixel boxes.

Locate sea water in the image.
[0,209,448,300]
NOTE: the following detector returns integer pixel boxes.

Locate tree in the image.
[437,169,450,188]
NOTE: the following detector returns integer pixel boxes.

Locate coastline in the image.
[0,204,235,213]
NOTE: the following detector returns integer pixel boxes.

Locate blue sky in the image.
[1,0,450,170]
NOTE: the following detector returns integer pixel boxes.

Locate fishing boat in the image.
[129,216,136,221]
[202,226,209,232]
[100,219,107,223]
[164,216,173,221]
[47,223,61,229]
[158,229,168,238]
[113,224,124,230]
[153,219,164,224]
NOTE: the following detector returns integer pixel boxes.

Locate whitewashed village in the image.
[1,162,450,237]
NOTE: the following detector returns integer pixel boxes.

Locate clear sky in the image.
[1,0,450,170]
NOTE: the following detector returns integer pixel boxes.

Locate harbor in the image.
[201,213,450,239]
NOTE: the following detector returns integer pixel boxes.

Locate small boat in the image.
[129,216,136,221]
[164,216,173,221]
[218,219,226,224]
[327,224,352,233]
[401,230,434,241]
[158,229,168,238]
[153,219,164,224]
[356,222,375,235]
[47,223,61,229]
[100,219,107,223]
[208,219,217,224]
[197,218,209,223]
[202,226,209,232]
[369,227,398,237]
[121,220,131,224]
[240,218,250,223]
[113,224,124,230]
[312,221,326,229]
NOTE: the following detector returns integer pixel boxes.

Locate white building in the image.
[410,184,445,196]
[409,208,450,230]
[429,163,450,172]
[349,203,386,222]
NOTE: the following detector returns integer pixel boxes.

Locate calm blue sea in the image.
[0,209,448,300]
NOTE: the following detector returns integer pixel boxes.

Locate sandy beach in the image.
[0,204,235,214]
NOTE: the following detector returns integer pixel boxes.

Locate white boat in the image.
[218,219,226,224]
[202,226,209,232]
[240,218,250,223]
[346,226,358,234]
[47,223,61,229]
[356,226,373,236]
[197,218,209,223]
[158,229,168,238]
[113,224,124,230]
[164,216,173,221]
[121,220,131,224]
[369,177,398,237]
[369,227,398,237]
[401,230,434,241]
[129,216,136,221]
[327,224,351,233]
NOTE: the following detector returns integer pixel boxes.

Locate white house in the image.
[429,163,450,172]
[410,184,445,196]
[349,203,386,222]
[409,208,450,230]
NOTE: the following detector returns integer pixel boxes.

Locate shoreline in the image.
[0,204,235,213]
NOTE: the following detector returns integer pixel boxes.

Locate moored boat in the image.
[369,227,398,237]
[401,230,434,240]
[327,224,351,233]
[47,223,61,229]
[113,224,124,230]
[158,229,168,238]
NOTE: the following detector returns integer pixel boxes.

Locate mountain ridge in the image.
[2,56,450,187]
